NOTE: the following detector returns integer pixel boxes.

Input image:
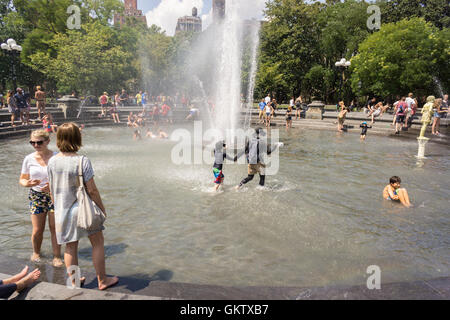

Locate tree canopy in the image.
[350,17,450,98]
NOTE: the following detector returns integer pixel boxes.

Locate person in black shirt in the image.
[15,88,29,125]
[366,97,377,114]
[119,89,128,108]
[360,121,372,140]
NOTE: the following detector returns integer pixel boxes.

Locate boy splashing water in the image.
[213,140,237,191]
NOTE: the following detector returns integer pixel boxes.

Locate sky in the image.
[136,0,266,36]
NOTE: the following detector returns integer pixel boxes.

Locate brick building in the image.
[114,0,147,27]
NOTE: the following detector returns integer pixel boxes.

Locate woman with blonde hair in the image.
[47,123,118,290]
[337,101,348,132]
[432,98,443,135]
[19,129,63,266]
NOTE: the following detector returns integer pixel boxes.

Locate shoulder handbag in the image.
[76,156,106,231]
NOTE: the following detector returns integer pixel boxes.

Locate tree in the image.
[350,18,449,98]
[317,0,371,102]
[377,0,450,29]
[256,0,323,102]
[302,65,334,101]
[28,21,135,95]
[0,0,46,92]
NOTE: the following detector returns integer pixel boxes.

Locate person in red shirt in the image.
[161,103,171,123]
[99,92,108,117]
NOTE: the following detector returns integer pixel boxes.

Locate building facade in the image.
[175,7,202,34]
[114,0,147,27]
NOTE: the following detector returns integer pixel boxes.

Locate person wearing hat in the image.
[99,92,109,117]
[236,128,283,189]
[360,121,372,140]
[35,86,46,121]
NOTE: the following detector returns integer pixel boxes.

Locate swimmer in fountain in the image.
[186,105,199,120]
[236,127,283,189]
[133,129,142,140]
[383,176,412,208]
[146,128,156,139]
[213,140,237,191]
[158,129,169,139]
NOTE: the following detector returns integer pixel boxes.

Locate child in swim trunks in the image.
[383,176,411,208]
[360,121,372,140]
[213,140,237,191]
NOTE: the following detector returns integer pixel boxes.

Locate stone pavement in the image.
[1,254,448,300]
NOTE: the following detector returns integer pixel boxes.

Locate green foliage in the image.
[350,18,449,98]
[302,65,334,101]
[28,21,134,95]
[256,0,323,101]
[378,0,450,29]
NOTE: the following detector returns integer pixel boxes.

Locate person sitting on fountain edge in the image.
[236,128,283,189]
[213,140,237,192]
[383,176,412,208]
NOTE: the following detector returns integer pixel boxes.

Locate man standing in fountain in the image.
[236,128,282,189]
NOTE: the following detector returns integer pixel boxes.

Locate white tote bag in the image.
[76,156,106,231]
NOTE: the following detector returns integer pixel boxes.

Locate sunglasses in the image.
[29,140,45,146]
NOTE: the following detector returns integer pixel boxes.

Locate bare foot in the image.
[52,257,64,268]
[4,266,29,284]
[30,253,41,263]
[16,268,41,292]
[99,276,119,291]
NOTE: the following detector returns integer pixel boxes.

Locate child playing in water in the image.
[360,121,372,140]
[133,129,142,140]
[158,129,169,139]
[213,140,237,191]
[383,176,412,208]
[42,113,57,133]
[146,128,156,139]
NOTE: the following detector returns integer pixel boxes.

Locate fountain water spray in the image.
[243,21,261,131]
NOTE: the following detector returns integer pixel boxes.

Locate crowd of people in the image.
[258,94,306,129]
[333,92,448,137]
[96,89,187,124]
[6,87,445,298]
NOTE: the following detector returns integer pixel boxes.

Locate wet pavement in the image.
[1,254,448,300]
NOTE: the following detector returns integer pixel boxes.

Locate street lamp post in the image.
[335,58,351,104]
[1,38,23,91]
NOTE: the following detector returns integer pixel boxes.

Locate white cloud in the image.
[145,0,205,36]
[236,0,265,20]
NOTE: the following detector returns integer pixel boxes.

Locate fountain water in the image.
[433,76,445,98]
[210,0,244,138]
[243,21,261,131]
